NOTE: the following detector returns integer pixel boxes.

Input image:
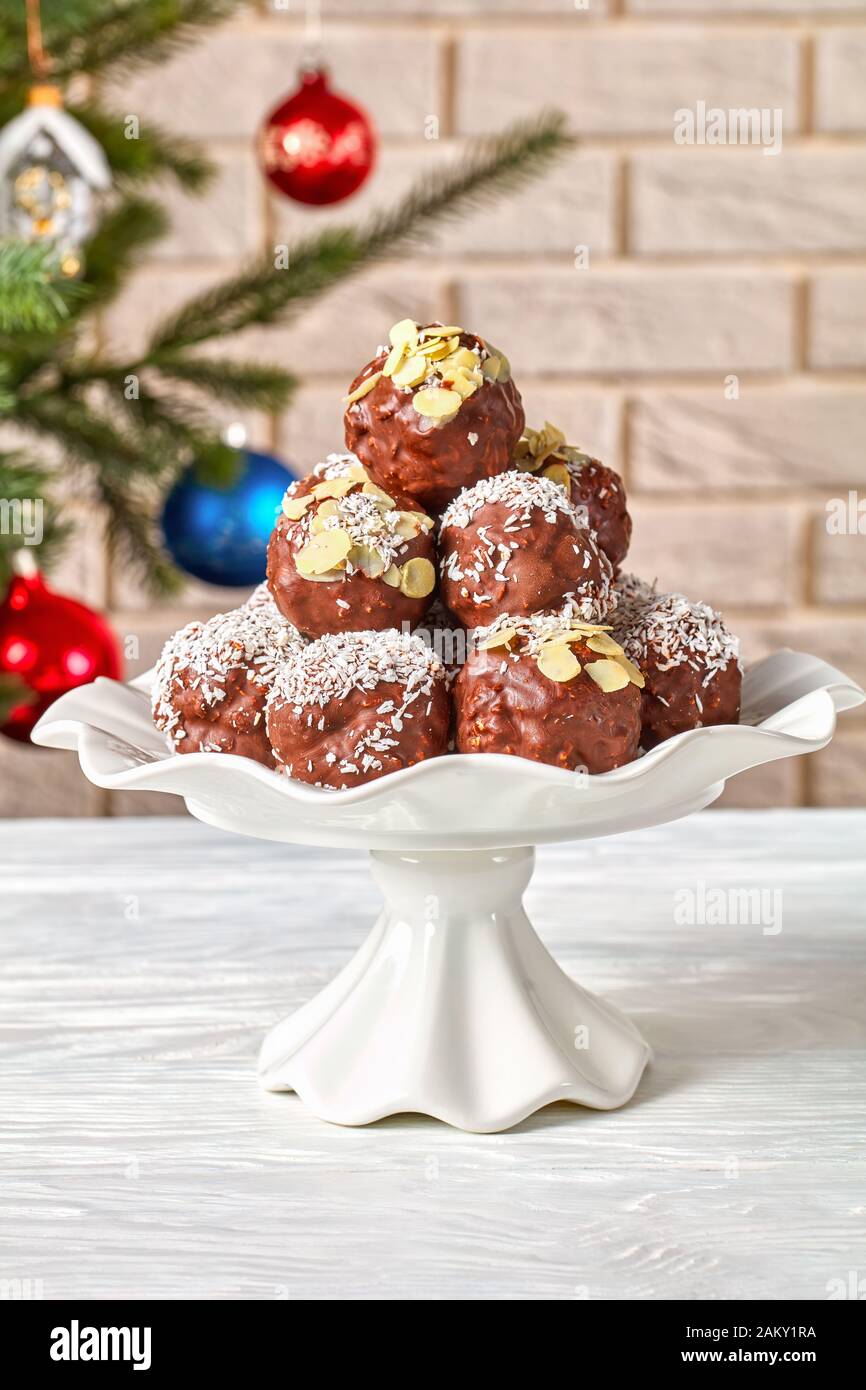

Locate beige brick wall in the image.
[4,0,865,815]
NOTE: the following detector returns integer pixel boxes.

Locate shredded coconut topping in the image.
[292,488,423,571]
[310,451,364,481]
[268,628,445,712]
[440,469,582,532]
[614,573,741,681]
[153,603,307,740]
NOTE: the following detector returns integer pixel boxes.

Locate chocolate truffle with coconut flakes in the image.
[266,629,450,789]
[152,602,307,767]
[438,470,615,630]
[454,613,643,775]
[267,455,437,639]
[514,423,632,571]
[343,319,525,514]
[613,574,742,748]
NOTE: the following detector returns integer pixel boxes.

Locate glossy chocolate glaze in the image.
[454,636,641,774]
[164,665,276,767]
[440,499,613,630]
[640,657,742,748]
[344,334,525,514]
[566,456,632,572]
[268,676,451,788]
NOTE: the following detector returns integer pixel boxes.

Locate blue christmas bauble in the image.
[161,449,295,587]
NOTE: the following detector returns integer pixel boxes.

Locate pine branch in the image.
[0,242,85,334]
[153,356,297,412]
[97,470,184,598]
[69,102,213,192]
[79,195,169,308]
[0,0,242,84]
[149,111,574,354]
[0,450,71,584]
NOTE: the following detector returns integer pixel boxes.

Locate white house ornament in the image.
[0,85,112,276]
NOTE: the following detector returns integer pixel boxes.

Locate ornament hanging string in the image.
[303,0,323,73]
[25,0,50,79]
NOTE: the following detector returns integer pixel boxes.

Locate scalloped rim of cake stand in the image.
[30,649,864,851]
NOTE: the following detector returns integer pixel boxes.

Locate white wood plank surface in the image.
[0,810,864,1301]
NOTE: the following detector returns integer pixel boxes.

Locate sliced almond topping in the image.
[344,371,381,404]
[585,658,630,692]
[296,529,352,577]
[382,564,402,588]
[481,355,501,382]
[316,498,339,519]
[542,462,570,491]
[445,346,478,371]
[413,386,462,421]
[382,342,406,378]
[389,319,419,352]
[282,494,312,521]
[419,324,463,339]
[586,632,624,657]
[399,556,436,598]
[442,367,480,401]
[537,645,581,683]
[614,652,646,688]
[479,626,517,651]
[312,476,356,500]
[362,481,396,509]
[350,543,386,579]
[391,354,429,389]
[419,335,460,361]
[394,511,422,540]
[345,462,370,482]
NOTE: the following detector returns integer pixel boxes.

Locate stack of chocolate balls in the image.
[153,319,743,787]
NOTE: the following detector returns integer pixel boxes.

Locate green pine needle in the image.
[0,242,85,334]
[0,1,242,84]
[154,357,298,411]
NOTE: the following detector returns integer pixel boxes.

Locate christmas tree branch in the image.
[0,242,85,333]
[70,103,214,192]
[78,194,169,309]
[149,110,574,353]
[0,450,71,588]
[0,0,242,83]
[153,357,298,412]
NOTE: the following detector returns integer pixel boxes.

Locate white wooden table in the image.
[1,811,864,1302]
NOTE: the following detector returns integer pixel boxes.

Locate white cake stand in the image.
[33,650,863,1132]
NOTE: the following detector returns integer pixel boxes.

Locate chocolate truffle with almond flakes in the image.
[454,613,644,775]
[266,628,450,789]
[267,452,437,639]
[514,423,632,571]
[343,319,525,513]
[438,470,615,630]
[614,574,742,748]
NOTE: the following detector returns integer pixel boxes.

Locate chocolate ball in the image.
[267,453,437,639]
[614,574,742,748]
[266,629,450,788]
[152,599,307,767]
[439,470,614,630]
[454,613,643,774]
[343,320,525,513]
[513,424,631,570]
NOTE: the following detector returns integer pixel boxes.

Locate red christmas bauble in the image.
[260,67,376,206]
[0,567,122,743]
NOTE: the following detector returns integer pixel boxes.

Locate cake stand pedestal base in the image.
[258,846,651,1132]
